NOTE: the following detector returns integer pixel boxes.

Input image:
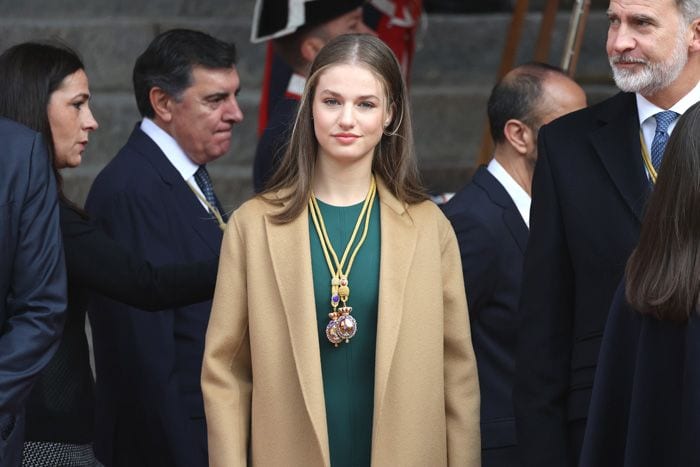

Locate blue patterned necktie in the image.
[194,165,226,221]
[650,110,679,172]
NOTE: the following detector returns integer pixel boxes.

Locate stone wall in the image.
[1,1,616,208]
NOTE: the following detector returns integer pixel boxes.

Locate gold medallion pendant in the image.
[326,306,357,345]
[309,177,376,347]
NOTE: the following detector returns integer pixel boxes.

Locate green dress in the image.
[309,197,381,467]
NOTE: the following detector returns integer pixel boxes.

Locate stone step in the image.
[1,10,619,207]
[0,17,262,93]
[0,0,256,18]
[0,12,613,91]
[411,11,611,85]
[412,83,617,192]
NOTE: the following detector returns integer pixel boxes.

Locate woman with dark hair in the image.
[0,42,218,466]
[580,101,700,467]
[202,34,480,466]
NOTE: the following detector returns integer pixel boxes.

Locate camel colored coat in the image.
[202,180,480,466]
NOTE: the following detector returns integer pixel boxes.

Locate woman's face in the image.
[47,69,98,169]
[312,63,392,168]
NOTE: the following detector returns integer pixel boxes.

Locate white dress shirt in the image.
[487,158,532,228]
[636,80,700,154]
[140,118,209,212]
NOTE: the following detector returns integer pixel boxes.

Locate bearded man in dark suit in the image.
[85,29,243,467]
[514,0,700,465]
[443,63,585,467]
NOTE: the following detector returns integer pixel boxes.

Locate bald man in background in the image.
[442,63,586,467]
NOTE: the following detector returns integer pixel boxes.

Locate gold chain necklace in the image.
[639,131,658,184]
[187,183,227,231]
[309,176,377,347]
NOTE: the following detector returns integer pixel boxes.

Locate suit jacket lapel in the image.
[502,209,528,254]
[472,167,529,253]
[171,181,223,253]
[589,93,650,223]
[373,179,417,420]
[265,203,330,465]
[127,126,223,253]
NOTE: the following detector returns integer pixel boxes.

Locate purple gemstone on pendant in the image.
[332,295,340,304]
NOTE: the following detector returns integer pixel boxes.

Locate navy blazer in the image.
[23,200,217,446]
[0,119,66,466]
[85,126,222,467]
[515,92,651,467]
[580,283,700,467]
[443,166,528,467]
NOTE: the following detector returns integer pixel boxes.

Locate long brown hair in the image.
[263,33,427,223]
[0,42,86,214]
[626,101,700,322]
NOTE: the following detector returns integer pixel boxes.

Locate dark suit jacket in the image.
[515,92,650,467]
[0,118,66,466]
[579,283,700,467]
[252,96,299,193]
[442,166,528,467]
[85,126,222,467]
[24,200,216,446]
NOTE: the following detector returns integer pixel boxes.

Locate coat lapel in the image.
[262,180,419,463]
[589,93,650,223]
[373,179,418,421]
[171,181,223,253]
[472,167,529,253]
[502,209,528,254]
[128,125,223,253]
[265,204,330,465]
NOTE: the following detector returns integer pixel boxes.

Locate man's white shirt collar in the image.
[636,79,700,150]
[487,158,532,228]
[140,118,208,210]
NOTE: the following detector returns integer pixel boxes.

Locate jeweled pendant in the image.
[326,306,357,346]
[326,318,342,346]
[336,306,357,343]
[337,315,357,343]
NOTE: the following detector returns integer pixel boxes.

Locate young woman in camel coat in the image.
[202,34,480,467]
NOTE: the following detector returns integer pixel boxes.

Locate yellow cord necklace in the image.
[640,131,658,184]
[309,175,377,347]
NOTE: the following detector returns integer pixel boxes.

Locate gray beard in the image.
[608,35,688,96]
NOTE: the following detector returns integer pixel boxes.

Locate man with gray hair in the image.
[514,0,700,466]
[86,29,243,467]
